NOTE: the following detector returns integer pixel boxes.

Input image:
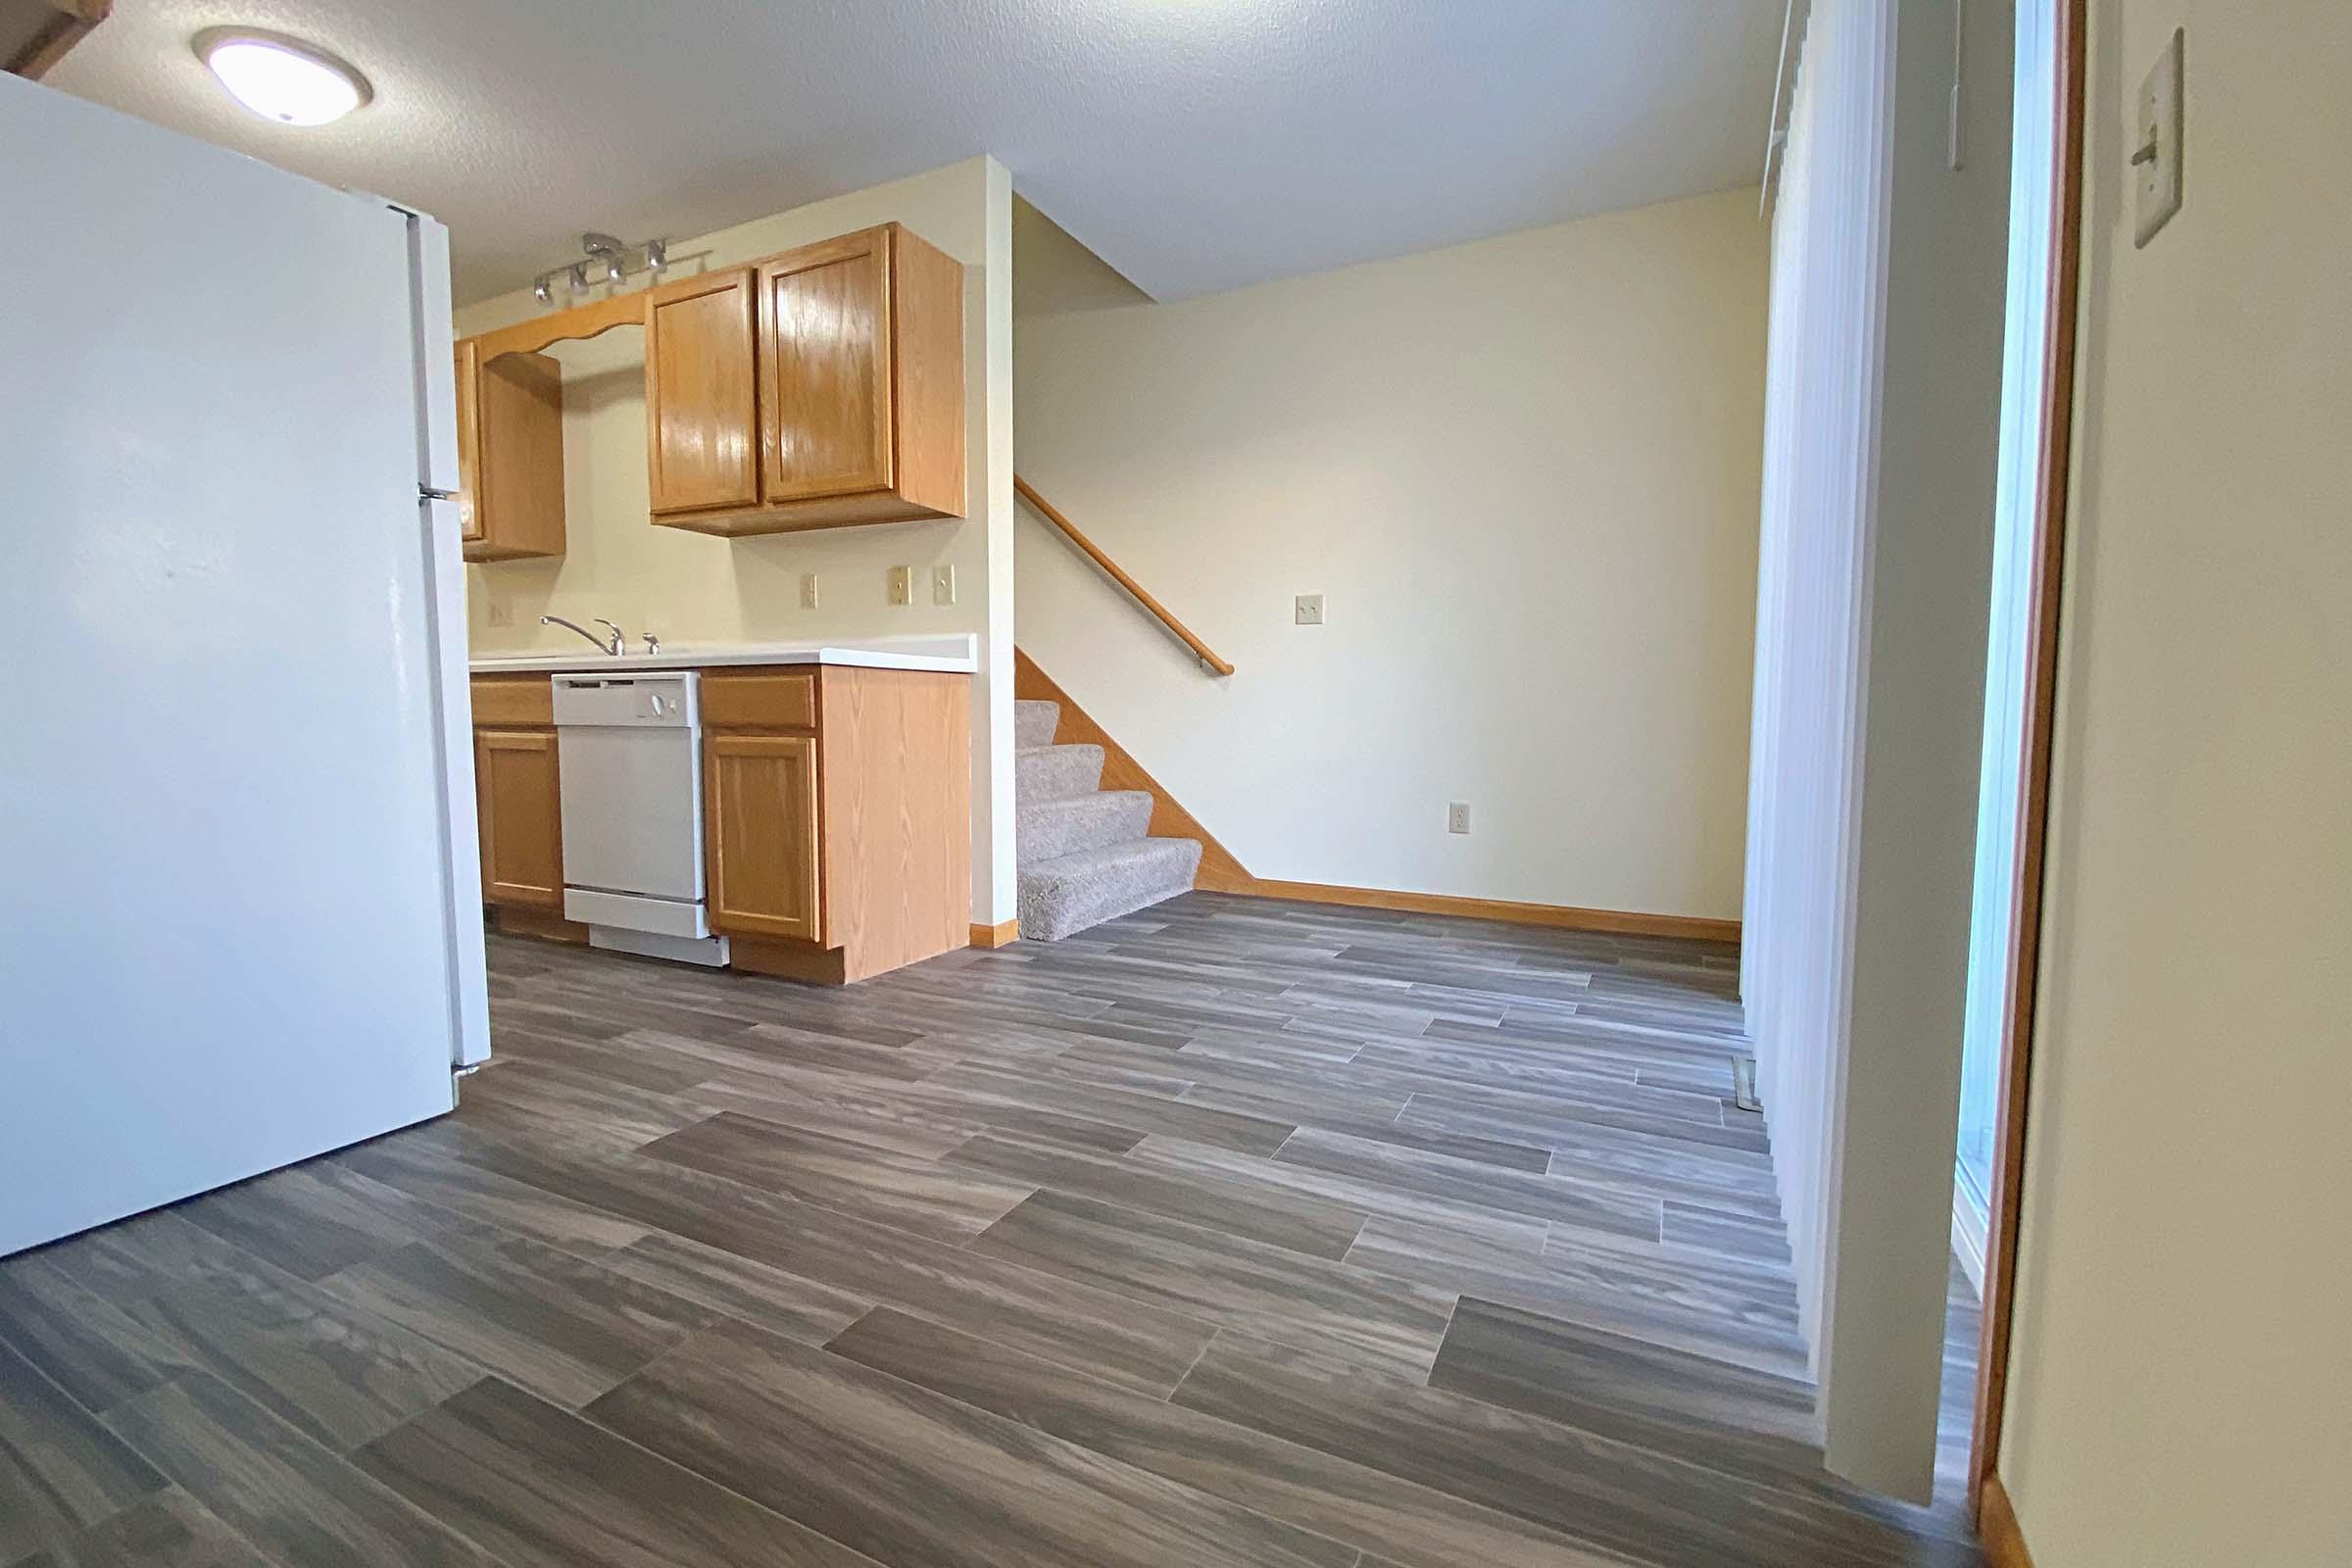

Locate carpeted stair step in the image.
[1014,699,1061,748]
[1017,742,1104,803]
[1018,837,1203,944]
[1018,790,1154,866]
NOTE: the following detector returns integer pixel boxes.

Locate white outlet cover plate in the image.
[1295,593,1325,625]
[2134,27,2183,248]
[887,566,913,606]
[933,564,956,605]
[800,573,818,610]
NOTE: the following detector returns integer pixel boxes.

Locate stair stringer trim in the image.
[1011,648,1251,893]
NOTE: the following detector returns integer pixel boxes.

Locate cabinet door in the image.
[474,728,564,909]
[705,732,823,943]
[454,339,484,543]
[646,268,759,515]
[758,228,893,505]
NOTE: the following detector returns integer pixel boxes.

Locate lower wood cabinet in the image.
[704,732,822,943]
[467,665,969,983]
[473,727,563,908]
[704,664,970,983]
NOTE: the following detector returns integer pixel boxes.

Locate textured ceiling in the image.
[49,0,1784,303]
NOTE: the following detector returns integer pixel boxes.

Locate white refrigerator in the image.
[0,74,490,1255]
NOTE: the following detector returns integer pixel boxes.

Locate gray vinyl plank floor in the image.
[0,891,1983,1567]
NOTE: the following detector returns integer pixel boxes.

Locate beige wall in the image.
[456,157,1018,926]
[1999,5,2352,1563]
[1014,190,1766,919]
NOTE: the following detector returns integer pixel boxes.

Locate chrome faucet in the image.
[540,614,623,656]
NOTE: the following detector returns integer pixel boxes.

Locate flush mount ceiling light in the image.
[194,27,371,126]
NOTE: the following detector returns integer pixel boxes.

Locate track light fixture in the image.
[527,230,672,308]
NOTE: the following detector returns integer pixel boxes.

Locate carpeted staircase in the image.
[1015,699,1201,941]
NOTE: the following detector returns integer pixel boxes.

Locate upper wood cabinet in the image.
[651,222,966,536]
[644,268,759,517]
[456,342,566,562]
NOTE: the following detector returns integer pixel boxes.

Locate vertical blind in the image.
[1740,0,1894,1366]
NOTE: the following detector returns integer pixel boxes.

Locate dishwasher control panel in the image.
[549,672,700,728]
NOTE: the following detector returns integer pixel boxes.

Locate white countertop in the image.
[468,634,977,675]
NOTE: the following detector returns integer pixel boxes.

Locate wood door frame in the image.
[1968,0,2086,1525]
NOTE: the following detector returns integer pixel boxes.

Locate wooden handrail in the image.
[1013,475,1235,676]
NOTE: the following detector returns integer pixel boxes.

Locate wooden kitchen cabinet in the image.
[644,267,759,518]
[702,664,969,984]
[651,223,965,536]
[705,732,822,943]
[473,727,564,909]
[455,339,566,562]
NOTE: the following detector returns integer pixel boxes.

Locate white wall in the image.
[1999,5,2352,1562]
[1741,0,2012,1500]
[1013,190,1766,920]
[456,157,1018,927]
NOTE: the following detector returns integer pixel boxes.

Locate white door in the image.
[0,75,481,1254]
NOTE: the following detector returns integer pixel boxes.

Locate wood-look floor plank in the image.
[313,1224,719,1408]
[1176,1081,1557,1174]
[1119,1135,1550,1256]
[638,1112,1036,1242]
[0,1254,187,1414]
[458,1057,709,1154]
[173,1162,454,1283]
[637,1035,1149,1155]
[1274,1126,1666,1239]
[584,1317,1359,1568]
[99,1371,504,1567]
[1175,1331,1980,1568]
[1347,1214,1808,1378]
[119,1259,484,1454]
[969,1188,1454,1379]
[331,1124,653,1260]
[0,1338,168,1563]
[1428,1296,1824,1484]
[596,1231,873,1347]
[919,1060,1298,1156]
[356,1375,885,1567]
[944,1132,1370,1260]
[420,1130,1220,1396]
[10,1488,284,1568]
[827,1305,1627,1568]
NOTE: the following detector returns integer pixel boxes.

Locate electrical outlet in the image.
[484,599,513,628]
[887,565,914,606]
[1447,801,1471,835]
[933,564,956,605]
[800,573,819,610]
[1294,593,1326,626]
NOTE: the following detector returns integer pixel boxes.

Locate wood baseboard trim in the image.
[728,937,848,986]
[968,919,1020,949]
[1234,879,1740,943]
[1978,1472,2036,1568]
[491,906,590,944]
[1014,646,1740,945]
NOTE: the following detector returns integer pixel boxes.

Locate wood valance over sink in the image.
[456,221,966,562]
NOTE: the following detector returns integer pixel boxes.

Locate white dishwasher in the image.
[551,671,729,966]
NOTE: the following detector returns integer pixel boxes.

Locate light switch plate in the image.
[933,564,956,605]
[2133,27,2184,248]
[800,573,819,610]
[1294,593,1325,626]
[887,565,914,606]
